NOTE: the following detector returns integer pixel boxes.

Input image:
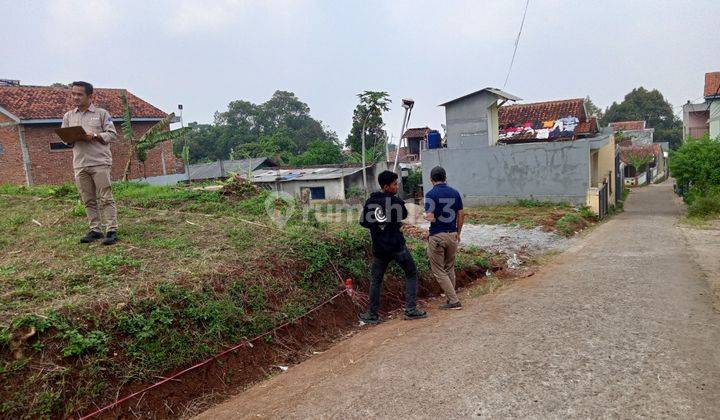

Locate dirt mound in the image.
[221,175,262,199]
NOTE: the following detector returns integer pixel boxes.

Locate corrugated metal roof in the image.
[252,166,367,183]
[188,157,273,180]
[439,87,522,106]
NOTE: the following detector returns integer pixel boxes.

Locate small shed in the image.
[251,163,389,201]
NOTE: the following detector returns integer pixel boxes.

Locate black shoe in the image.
[80,230,104,243]
[102,231,118,246]
[404,308,428,320]
[440,301,463,310]
[358,312,380,324]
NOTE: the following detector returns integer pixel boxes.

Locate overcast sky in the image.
[1,0,718,144]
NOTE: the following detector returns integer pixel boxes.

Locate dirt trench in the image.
[91,268,489,419]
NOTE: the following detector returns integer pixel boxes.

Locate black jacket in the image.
[360,191,408,255]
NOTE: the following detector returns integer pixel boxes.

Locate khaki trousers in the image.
[427,232,459,304]
[74,165,118,232]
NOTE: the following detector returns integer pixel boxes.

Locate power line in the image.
[503,0,530,89]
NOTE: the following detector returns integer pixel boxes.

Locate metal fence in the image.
[598,182,609,219]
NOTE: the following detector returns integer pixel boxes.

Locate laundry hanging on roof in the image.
[498,115,581,143]
[535,129,550,139]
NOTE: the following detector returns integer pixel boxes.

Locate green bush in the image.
[578,207,596,219]
[556,213,583,236]
[404,169,423,197]
[669,134,720,195]
[61,330,109,357]
[687,189,720,218]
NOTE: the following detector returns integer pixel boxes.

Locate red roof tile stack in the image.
[0,85,167,120]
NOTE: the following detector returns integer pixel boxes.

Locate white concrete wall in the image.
[711,100,720,139]
[422,139,597,206]
[263,179,346,201]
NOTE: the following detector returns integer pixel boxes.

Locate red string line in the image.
[80,282,354,419]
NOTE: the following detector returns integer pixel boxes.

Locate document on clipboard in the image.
[54,126,87,144]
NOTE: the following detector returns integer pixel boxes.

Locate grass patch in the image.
[463,200,595,234]
[555,213,585,236]
[84,252,141,275]
[0,181,495,418]
[687,191,720,219]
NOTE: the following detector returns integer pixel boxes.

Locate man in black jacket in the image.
[358,170,427,323]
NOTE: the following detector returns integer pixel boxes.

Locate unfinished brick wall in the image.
[0,114,26,185]
[20,122,182,185]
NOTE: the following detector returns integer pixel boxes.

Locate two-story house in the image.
[682,71,720,140]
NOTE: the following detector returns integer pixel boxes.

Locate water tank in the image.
[427,130,441,149]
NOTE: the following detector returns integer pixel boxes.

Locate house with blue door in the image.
[251,162,390,202]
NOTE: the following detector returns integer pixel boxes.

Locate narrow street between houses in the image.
[198,180,720,419]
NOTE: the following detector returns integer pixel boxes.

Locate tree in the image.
[602,87,682,148]
[215,90,335,154]
[289,140,345,166]
[621,145,655,175]
[346,91,391,193]
[230,131,297,164]
[174,91,338,164]
[584,96,604,120]
[119,91,190,181]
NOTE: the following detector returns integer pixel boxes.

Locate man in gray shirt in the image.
[61,81,119,245]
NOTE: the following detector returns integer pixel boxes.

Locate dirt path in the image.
[196,181,720,419]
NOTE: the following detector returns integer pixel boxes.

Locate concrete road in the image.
[197,181,720,419]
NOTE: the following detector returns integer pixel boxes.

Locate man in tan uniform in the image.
[61,81,119,245]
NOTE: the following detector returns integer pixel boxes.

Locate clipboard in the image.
[54,126,87,144]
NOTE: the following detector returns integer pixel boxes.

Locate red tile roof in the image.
[498,98,586,125]
[619,144,662,165]
[0,85,167,120]
[576,117,599,134]
[705,72,720,98]
[402,127,431,139]
[609,120,646,131]
[389,147,420,163]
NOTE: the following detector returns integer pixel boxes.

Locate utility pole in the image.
[393,99,414,173]
[178,104,190,183]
